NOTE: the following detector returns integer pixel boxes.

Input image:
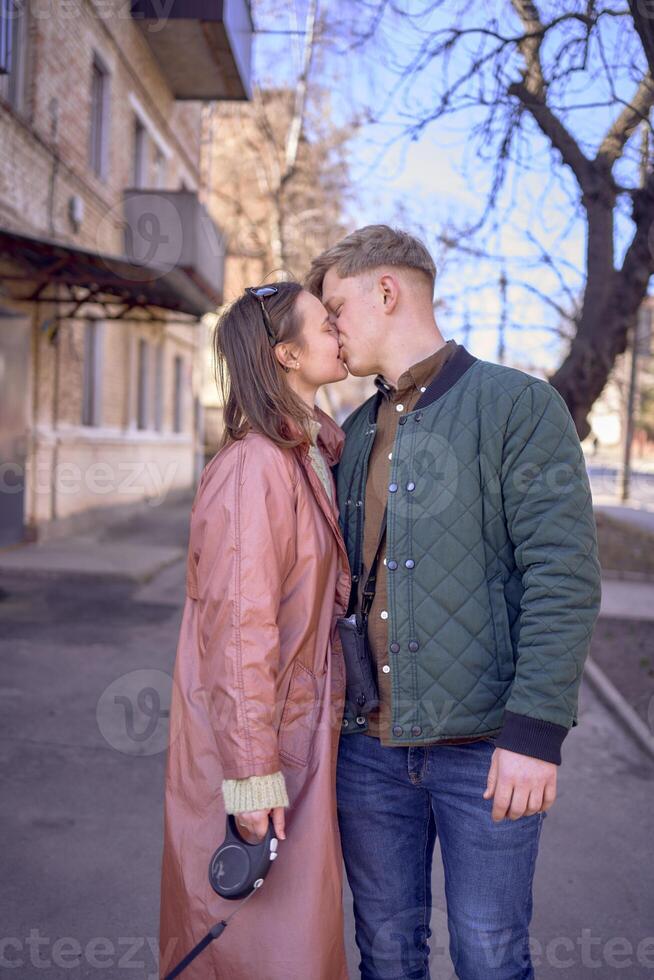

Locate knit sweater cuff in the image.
[221,771,290,814]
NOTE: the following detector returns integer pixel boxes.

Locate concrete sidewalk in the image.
[599,577,654,620]
[0,494,193,583]
[0,559,652,979]
[594,501,654,535]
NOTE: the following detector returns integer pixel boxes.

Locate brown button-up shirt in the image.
[356,338,487,747]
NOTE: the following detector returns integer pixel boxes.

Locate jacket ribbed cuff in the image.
[494,710,569,765]
[221,770,289,815]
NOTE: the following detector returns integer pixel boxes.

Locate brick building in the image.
[199,92,374,452]
[0,0,252,545]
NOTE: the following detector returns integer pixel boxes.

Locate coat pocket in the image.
[278,660,320,767]
[488,573,514,682]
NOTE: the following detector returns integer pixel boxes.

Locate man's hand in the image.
[235,806,286,843]
[483,747,557,822]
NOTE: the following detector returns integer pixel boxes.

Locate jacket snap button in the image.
[398,417,407,426]
[405,559,415,569]
[408,640,419,652]
[389,483,398,493]
[387,560,398,570]
[411,726,422,736]
[406,482,416,492]
[390,642,400,653]
[356,716,365,725]
[342,719,349,728]
[392,726,403,737]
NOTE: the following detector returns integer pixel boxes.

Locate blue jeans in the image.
[336,732,546,980]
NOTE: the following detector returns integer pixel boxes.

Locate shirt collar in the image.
[374,339,457,401]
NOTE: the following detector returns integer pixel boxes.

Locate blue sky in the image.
[252,1,647,376]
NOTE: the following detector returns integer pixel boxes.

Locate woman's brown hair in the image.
[213,281,314,450]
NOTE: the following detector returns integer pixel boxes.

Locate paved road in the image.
[0,552,652,978]
[588,464,654,508]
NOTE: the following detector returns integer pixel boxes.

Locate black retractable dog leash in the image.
[163,815,279,979]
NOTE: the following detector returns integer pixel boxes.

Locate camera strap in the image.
[360,508,387,621]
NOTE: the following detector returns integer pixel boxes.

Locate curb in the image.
[583,656,654,762]
[0,550,185,586]
[601,569,654,584]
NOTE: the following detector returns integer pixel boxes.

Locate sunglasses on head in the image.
[245,285,279,347]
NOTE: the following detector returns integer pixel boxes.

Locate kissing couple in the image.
[159,224,601,980]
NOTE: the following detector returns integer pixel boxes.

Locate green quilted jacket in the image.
[334,344,602,764]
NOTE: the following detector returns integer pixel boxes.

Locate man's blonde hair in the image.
[304,224,437,298]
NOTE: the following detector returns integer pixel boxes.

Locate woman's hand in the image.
[235,806,286,843]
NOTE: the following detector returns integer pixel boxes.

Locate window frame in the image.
[89,51,110,180]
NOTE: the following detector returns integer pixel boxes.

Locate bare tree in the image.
[327,0,654,439]
[202,0,359,287]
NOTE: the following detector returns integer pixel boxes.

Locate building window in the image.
[173,355,184,433]
[153,343,163,431]
[82,320,103,427]
[89,53,110,179]
[153,146,166,189]
[0,0,27,112]
[132,115,147,188]
[137,338,149,430]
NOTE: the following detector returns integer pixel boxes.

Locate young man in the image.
[305,225,602,980]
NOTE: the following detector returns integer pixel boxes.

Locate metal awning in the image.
[0,227,219,334]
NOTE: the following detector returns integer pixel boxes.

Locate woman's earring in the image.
[283,364,290,373]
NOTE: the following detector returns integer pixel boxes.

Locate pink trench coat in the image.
[158,407,352,980]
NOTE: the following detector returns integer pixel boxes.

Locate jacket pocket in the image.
[488,573,514,682]
[278,660,320,767]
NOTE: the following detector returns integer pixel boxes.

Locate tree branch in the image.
[596,75,654,170]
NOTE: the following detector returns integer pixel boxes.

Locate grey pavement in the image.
[1,504,653,978]
[0,495,193,582]
[588,463,654,508]
[594,501,654,536]
[599,578,654,620]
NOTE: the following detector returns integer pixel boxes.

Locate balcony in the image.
[122,189,226,311]
[130,0,252,101]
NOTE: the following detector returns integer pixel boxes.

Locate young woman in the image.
[158,281,352,979]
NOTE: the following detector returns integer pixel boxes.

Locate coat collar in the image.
[374,339,458,402]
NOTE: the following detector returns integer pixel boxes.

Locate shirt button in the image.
[420,386,427,393]
[387,560,398,570]
[389,483,398,493]
[380,610,388,620]
[388,452,393,460]
[406,481,416,492]
[392,726,403,737]
[405,559,415,569]
[382,665,390,674]
[396,404,404,412]
[408,640,419,652]
[390,642,400,653]
[411,725,422,736]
